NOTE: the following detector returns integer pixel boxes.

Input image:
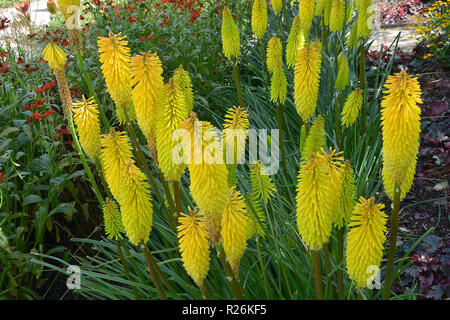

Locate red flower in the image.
[43,80,55,91]
[36,87,45,93]
[0,62,9,74]
[17,57,24,64]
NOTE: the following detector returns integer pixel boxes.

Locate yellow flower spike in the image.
[382,157,417,201]
[267,36,282,73]
[319,148,345,223]
[301,114,325,160]
[336,160,357,228]
[42,42,67,72]
[100,129,134,202]
[119,161,153,246]
[103,197,125,240]
[131,51,164,161]
[296,153,333,250]
[245,191,266,239]
[271,0,283,15]
[357,0,374,38]
[270,68,288,104]
[299,0,316,32]
[222,106,249,165]
[346,0,355,22]
[341,88,363,127]
[221,6,240,59]
[180,115,230,244]
[98,33,134,124]
[252,0,268,39]
[348,23,359,49]
[294,40,322,121]
[335,52,349,90]
[72,96,101,160]
[178,208,210,288]
[221,187,248,276]
[315,0,329,16]
[381,71,422,200]
[324,0,332,25]
[286,15,306,68]
[173,65,194,115]
[156,78,189,182]
[329,0,345,32]
[250,160,277,204]
[346,196,387,288]
[56,0,80,20]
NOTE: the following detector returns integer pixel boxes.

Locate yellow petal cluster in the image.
[103,197,124,240]
[294,40,322,121]
[100,129,133,201]
[271,0,283,15]
[341,88,363,127]
[221,7,240,59]
[329,0,345,32]
[173,65,194,114]
[381,71,421,200]
[348,22,359,48]
[357,0,374,38]
[296,153,333,250]
[267,37,283,73]
[335,52,349,90]
[336,160,357,228]
[72,96,101,160]
[131,51,164,161]
[315,0,329,16]
[301,114,325,161]
[98,33,133,124]
[221,187,248,275]
[223,106,249,164]
[156,79,189,181]
[252,0,268,39]
[346,196,387,288]
[119,161,153,246]
[178,208,210,287]
[42,42,66,72]
[286,15,306,68]
[299,0,316,33]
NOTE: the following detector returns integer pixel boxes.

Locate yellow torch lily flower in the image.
[119,161,153,246]
[336,160,357,228]
[381,71,422,201]
[72,96,101,160]
[98,32,134,124]
[296,153,333,250]
[103,197,124,240]
[173,65,194,114]
[131,51,164,161]
[341,88,363,127]
[294,40,322,121]
[346,196,387,288]
[252,0,268,40]
[271,0,283,15]
[335,52,349,90]
[100,129,134,202]
[178,208,210,288]
[221,187,248,275]
[299,0,316,32]
[156,78,189,182]
[221,6,240,59]
[329,0,345,32]
[301,114,326,161]
[286,14,306,68]
[42,42,66,72]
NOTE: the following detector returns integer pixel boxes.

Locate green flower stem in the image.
[232,57,244,108]
[142,244,167,300]
[173,180,182,221]
[313,250,323,300]
[256,237,270,299]
[75,48,110,132]
[276,103,288,178]
[282,0,291,34]
[259,40,271,82]
[217,245,244,300]
[277,14,285,48]
[337,226,344,299]
[157,169,177,222]
[359,41,366,135]
[115,238,141,300]
[323,242,333,299]
[382,184,401,300]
